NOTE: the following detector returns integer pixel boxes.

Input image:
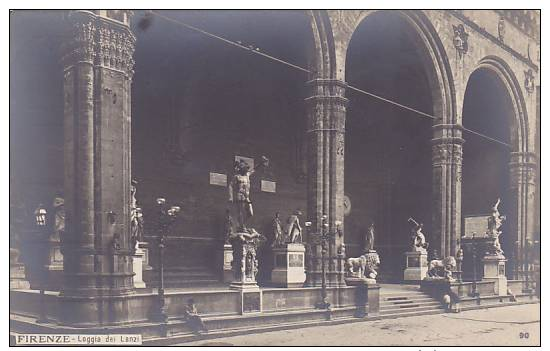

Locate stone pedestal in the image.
[132,246,146,288]
[271,244,306,288]
[42,234,64,289]
[222,244,234,283]
[345,278,379,317]
[482,255,507,296]
[10,248,30,290]
[404,251,428,281]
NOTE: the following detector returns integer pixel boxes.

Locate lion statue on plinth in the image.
[427,256,456,281]
[346,251,381,280]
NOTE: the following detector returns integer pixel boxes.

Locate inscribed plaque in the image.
[463,215,489,237]
[242,292,261,313]
[261,180,276,193]
[288,253,303,268]
[209,172,227,186]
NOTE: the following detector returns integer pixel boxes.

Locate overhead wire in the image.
[145,11,512,149]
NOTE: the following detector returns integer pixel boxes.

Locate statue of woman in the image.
[272,212,285,247]
[364,223,375,252]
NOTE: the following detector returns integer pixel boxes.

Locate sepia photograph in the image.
[8,8,541,347]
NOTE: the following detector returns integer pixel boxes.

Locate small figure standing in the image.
[286,210,303,243]
[271,212,285,247]
[364,222,375,252]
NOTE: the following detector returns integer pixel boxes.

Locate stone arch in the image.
[469,56,530,153]
[341,10,460,258]
[341,10,456,123]
[462,55,535,279]
[307,10,338,79]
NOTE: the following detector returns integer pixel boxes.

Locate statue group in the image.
[486,198,506,256]
[271,210,303,247]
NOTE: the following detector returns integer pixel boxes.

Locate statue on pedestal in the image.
[130,180,144,251]
[271,212,285,247]
[286,210,303,244]
[364,222,375,252]
[345,252,380,280]
[426,256,456,281]
[408,217,429,253]
[52,197,65,242]
[229,230,266,283]
[486,198,506,256]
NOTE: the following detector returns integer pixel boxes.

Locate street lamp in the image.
[34,204,48,323]
[461,240,480,299]
[153,197,181,333]
[309,214,338,315]
[522,239,533,294]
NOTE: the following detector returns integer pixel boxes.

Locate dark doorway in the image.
[345,12,434,281]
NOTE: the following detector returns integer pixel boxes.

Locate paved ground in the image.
[178,303,540,346]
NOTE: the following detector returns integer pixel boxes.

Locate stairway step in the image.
[379,307,446,318]
[381,302,442,312]
[380,297,437,306]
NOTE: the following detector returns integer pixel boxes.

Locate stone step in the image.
[380,302,442,313]
[378,307,446,319]
[380,296,436,305]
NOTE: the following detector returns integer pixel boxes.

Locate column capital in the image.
[509,151,538,167]
[62,10,136,79]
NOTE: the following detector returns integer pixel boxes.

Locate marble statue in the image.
[408,217,429,253]
[130,180,144,250]
[228,156,269,231]
[271,212,285,247]
[486,198,506,256]
[286,210,303,244]
[223,209,234,244]
[345,252,380,280]
[229,228,266,283]
[427,256,457,281]
[52,196,65,241]
[364,222,375,252]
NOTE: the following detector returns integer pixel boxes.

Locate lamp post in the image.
[461,240,479,298]
[153,197,181,331]
[309,214,339,314]
[523,238,533,294]
[34,204,49,323]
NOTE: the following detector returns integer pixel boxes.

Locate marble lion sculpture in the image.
[427,256,457,280]
[346,252,381,279]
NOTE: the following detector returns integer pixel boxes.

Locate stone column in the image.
[509,151,537,279]
[432,124,464,259]
[60,10,136,326]
[304,79,348,287]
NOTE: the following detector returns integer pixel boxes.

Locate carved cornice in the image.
[97,23,136,77]
[495,10,539,42]
[450,11,538,72]
[62,11,136,78]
